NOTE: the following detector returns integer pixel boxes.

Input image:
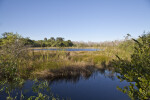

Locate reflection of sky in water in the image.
[0,69,131,100]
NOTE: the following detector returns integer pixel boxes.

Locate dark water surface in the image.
[0,69,131,100]
[49,71,130,100]
[33,48,101,51]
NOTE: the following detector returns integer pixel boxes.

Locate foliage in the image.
[0,32,74,47]
[118,34,135,53]
[0,32,61,100]
[113,33,150,100]
[0,32,30,80]
[27,79,51,100]
[30,37,73,47]
[0,32,30,99]
[0,32,142,99]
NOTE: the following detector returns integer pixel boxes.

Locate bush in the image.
[113,33,150,100]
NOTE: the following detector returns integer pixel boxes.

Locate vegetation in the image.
[0,32,60,99]
[0,32,128,79]
[0,32,120,99]
[73,40,123,47]
[0,32,74,48]
[113,33,150,100]
[0,31,150,100]
[32,37,74,47]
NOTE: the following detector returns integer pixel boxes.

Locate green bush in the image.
[113,33,150,100]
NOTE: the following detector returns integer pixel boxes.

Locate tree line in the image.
[0,32,133,48]
[0,32,74,47]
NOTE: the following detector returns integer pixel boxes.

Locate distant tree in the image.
[56,37,64,42]
[49,37,55,42]
[0,38,2,46]
[0,33,74,47]
[59,42,65,47]
[37,40,44,47]
[66,40,73,47]
[44,37,47,41]
[22,37,34,46]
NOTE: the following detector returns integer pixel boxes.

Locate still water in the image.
[0,69,131,100]
[33,48,101,51]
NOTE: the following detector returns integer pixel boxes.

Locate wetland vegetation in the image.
[0,32,150,100]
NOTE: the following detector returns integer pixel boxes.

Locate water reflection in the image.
[0,67,130,100]
[47,67,130,100]
[41,66,115,84]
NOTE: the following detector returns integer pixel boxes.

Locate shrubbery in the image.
[113,32,150,100]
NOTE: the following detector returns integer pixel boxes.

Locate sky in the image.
[0,0,150,42]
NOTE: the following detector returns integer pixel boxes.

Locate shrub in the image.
[113,33,150,100]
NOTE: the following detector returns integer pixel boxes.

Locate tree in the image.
[49,37,55,42]
[56,37,64,42]
[0,38,2,47]
[22,37,34,46]
[67,40,73,47]
[63,40,74,47]
[0,33,74,47]
[44,37,47,41]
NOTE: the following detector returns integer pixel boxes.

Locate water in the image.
[49,71,130,100]
[33,48,101,51]
[0,69,131,100]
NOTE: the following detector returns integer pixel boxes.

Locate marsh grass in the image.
[0,44,131,80]
[20,46,130,79]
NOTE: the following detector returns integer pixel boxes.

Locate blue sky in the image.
[0,0,150,42]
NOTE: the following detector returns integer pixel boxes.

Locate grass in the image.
[20,46,130,79]
[0,45,131,80]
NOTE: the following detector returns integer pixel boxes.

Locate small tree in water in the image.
[113,33,150,100]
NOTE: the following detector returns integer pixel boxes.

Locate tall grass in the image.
[24,46,131,79]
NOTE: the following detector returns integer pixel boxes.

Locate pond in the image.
[33,48,101,51]
[0,68,131,100]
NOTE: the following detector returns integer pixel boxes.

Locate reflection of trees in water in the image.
[43,66,95,83]
[97,68,115,80]
[44,66,115,84]
[98,61,115,80]
[0,65,115,99]
[0,67,116,100]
